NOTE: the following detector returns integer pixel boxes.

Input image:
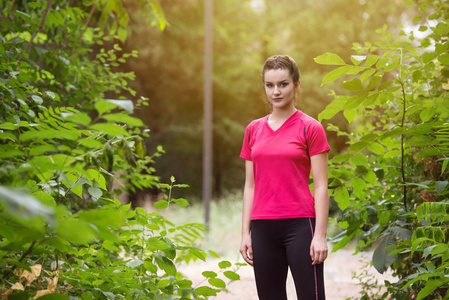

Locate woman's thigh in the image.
[284,218,325,300]
[251,220,289,300]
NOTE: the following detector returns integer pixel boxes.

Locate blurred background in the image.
[116,0,411,204]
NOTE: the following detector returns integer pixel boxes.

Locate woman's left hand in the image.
[310,235,328,265]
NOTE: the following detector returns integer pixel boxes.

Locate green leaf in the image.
[218,260,232,269]
[56,217,97,244]
[330,153,353,164]
[102,113,144,127]
[363,171,377,185]
[144,260,158,273]
[350,178,366,199]
[95,100,118,115]
[350,55,366,65]
[372,236,396,274]
[62,112,91,126]
[320,65,353,86]
[384,61,400,72]
[20,129,79,141]
[154,200,169,209]
[0,186,55,223]
[172,198,189,207]
[350,154,369,166]
[331,230,356,252]
[0,122,17,130]
[417,279,444,300]
[314,52,346,65]
[202,271,217,278]
[35,295,71,300]
[422,52,434,64]
[45,91,60,102]
[376,58,389,69]
[78,138,103,148]
[224,270,240,281]
[147,237,169,251]
[378,80,393,90]
[430,243,448,256]
[365,55,380,67]
[367,75,383,90]
[420,107,434,122]
[437,53,449,65]
[208,278,226,288]
[441,158,448,175]
[334,186,350,210]
[126,259,144,268]
[135,139,146,158]
[32,191,56,207]
[345,92,369,109]
[88,186,103,199]
[368,142,385,155]
[105,99,134,113]
[346,66,365,75]
[176,279,192,289]
[360,69,376,82]
[343,108,357,123]
[90,123,129,136]
[195,286,218,296]
[318,96,346,121]
[189,247,207,261]
[31,95,43,104]
[29,144,57,156]
[342,78,364,91]
[155,256,177,276]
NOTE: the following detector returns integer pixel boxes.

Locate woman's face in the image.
[263,68,299,110]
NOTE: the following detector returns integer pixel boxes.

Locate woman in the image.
[239,55,329,300]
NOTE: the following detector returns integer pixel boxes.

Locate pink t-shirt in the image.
[240,110,330,220]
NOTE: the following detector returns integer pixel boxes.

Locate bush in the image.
[0,1,240,299]
[316,0,449,299]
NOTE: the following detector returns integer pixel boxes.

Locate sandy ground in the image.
[178,249,395,300]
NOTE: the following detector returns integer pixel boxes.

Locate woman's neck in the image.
[270,106,298,121]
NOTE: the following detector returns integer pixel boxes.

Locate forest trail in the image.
[178,249,395,300]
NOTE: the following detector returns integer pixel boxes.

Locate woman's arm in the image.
[310,152,329,265]
[240,160,255,266]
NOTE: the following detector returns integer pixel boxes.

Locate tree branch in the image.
[9,0,16,11]
[400,82,407,209]
[79,4,96,43]
[74,4,96,57]
[16,0,53,65]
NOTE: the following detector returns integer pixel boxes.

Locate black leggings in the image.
[251,218,325,300]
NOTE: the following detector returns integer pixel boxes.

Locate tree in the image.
[316,0,449,298]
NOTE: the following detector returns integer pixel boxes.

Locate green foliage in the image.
[318,0,449,298]
[0,1,239,299]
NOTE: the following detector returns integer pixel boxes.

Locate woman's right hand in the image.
[240,234,254,266]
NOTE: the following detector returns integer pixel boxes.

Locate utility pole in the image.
[203,0,213,230]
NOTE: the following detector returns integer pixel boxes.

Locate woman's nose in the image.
[274,86,280,94]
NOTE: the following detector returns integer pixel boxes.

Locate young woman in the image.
[239,55,330,300]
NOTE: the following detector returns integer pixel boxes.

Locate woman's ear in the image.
[295,80,301,92]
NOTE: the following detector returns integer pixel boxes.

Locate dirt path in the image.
[178,249,394,300]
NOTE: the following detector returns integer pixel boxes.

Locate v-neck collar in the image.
[265,110,300,133]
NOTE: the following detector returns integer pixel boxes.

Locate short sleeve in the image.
[306,120,330,157]
[240,124,253,161]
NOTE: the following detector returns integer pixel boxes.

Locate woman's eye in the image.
[281,82,288,87]
[266,84,272,88]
